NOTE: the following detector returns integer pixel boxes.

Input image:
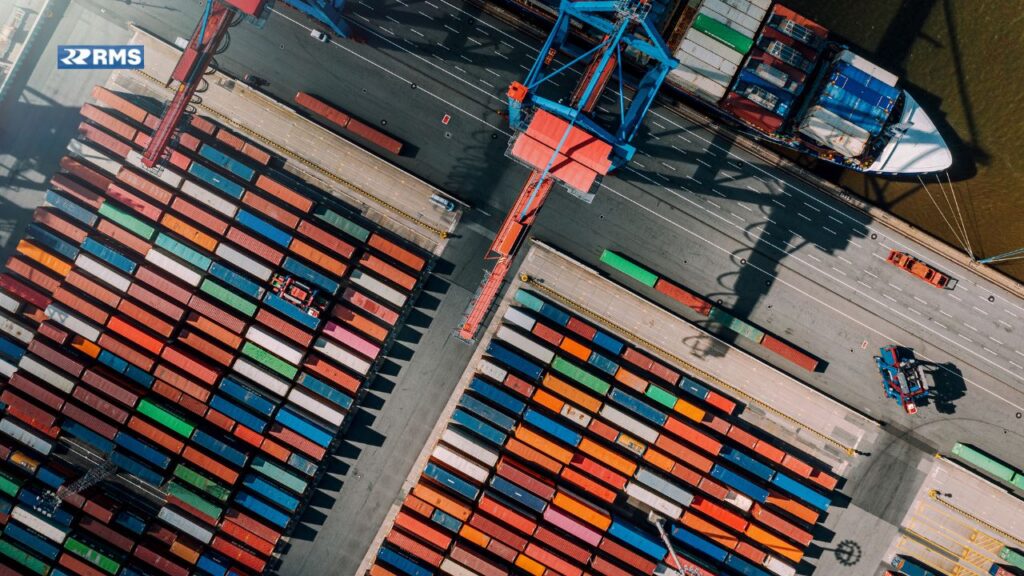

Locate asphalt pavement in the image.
[5,0,1024,574]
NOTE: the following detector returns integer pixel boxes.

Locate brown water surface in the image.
[779,0,1024,280]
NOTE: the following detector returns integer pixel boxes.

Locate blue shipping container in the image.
[275,406,333,448]
[538,302,570,327]
[467,377,525,415]
[488,477,546,514]
[720,446,775,482]
[27,224,79,261]
[115,431,171,470]
[197,553,230,576]
[725,553,772,576]
[680,376,709,400]
[587,351,619,376]
[219,377,276,416]
[4,521,60,560]
[459,394,517,432]
[199,144,256,182]
[430,509,463,533]
[46,190,97,226]
[236,209,292,248]
[263,293,320,331]
[81,237,136,274]
[593,330,624,356]
[298,373,354,411]
[116,511,147,535]
[156,233,213,271]
[189,163,245,199]
[208,262,263,299]
[282,256,339,294]
[609,388,668,426]
[0,335,25,362]
[378,547,433,576]
[287,452,319,478]
[451,408,507,447]
[34,465,64,490]
[243,474,299,512]
[423,462,479,501]
[486,341,543,381]
[710,464,769,503]
[771,471,831,512]
[192,430,248,469]
[608,519,667,560]
[210,395,268,434]
[523,408,582,447]
[670,525,729,563]
[110,450,163,485]
[235,490,290,528]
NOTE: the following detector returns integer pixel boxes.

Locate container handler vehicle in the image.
[875,346,934,415]
[886,249,951,289]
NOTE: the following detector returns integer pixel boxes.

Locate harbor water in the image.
[782,0,1024,281]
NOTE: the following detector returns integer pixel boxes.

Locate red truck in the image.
[886,250,951,288]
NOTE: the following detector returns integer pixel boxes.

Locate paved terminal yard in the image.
[0,1,1021,575]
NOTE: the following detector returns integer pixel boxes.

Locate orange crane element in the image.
[142,0,267,168]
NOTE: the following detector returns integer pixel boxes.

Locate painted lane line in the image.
[803,202,821,212]
[477,78,494,88]
[972,306,989,316]
[1016,350,1024,358]
[798,212,811,221]
[959,334,973,343]
[949,293,962,301]
[356,14,370,22]
[707,200,721,209]
[828,215,843,224]
[884,294,898,303]
[838,256,853,265]
[386,14,400,23]
[998,319,1013,328]
[500,40,515,49]
[850,240,863,248]
[823,226,838,236]
[863,270,879,278]
[908,307,921,316]
[771,198,785,207]
[418,10,434,20]
[913,296,928,305]
[940,310,953,318]
[1006,309,1020,319]
[1011,361,1023,370]
[739,203,753,212]
[696,158,712,168]
[425,0,439,7]
[983,347,999,357]
[459,54,473,63]
[410,28,424,37]
[484,67,501,77]
[660,161,676,171]
[990,336,1004,345]
[964,323,979,332]
[888,282,903,292]
[807,254,821,263]
[831,267,847,276]
[444,24,459,33]
[453,65,467,74]
[857,280,872,289]
[652,121,666,129]
[728,212,745,222]
[671,145,686,154]
[933,320,946,329]
[467,36,482,45]
[378,25,395,35]
[435,41,448,50]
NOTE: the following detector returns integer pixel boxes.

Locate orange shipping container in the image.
[577,437,636,477]
[359,253,416,290]
[185,312,243,349]
[411,482,471,521]
[255,175,313,213]
[692,496,748,532]
[642,447,675,473]
[117,298,174,338]
[766,493,819,525]
[332,305,388,342]
[514,554,545,576]
[393,510,452,551]
[290,239,347,277]
[559,338,590,361]
[7,257,61,295]
[16,241,71,277]
[532,389,564,414]
[385,529,443,567]
[242,191,300,229]
[673,398,706,423]
[613,367,647,392]
[682,512,738,550]
[504,438,562,475]
[559,467,616,504]
[368,233,425,271]
[551,491,611,531]
[402,494,435,519]
[746,523,803,563]
[515,425,573,464]
[664,416,722,455]
[161,214,218,253]
[169,539,201,565]
[525,543,582,576]
[459,524,490,549]
[541,374,602,413]
[655,434,713,473]
[478,494,537,535]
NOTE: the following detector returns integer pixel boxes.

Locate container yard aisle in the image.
[113,28,461,255]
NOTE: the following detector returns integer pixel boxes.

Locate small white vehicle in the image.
[310,29,329,43]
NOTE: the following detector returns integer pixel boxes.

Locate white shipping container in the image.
[699,1,759,37]
[668,66,729,102]
[288,387,345,427]
[0,357,15,378]
[145,248,202,287]
[18,355,75,394]
[677,52,734,87]
[763,556,797,576]
[600,405,659,443]
[181,180,238,218]
[496,325,554,365]
[685,28,743,66]
[350,270,406,308]
[44,303,101,343]
[11,506,67,543]
[560,404,592,427]
[0,311,33,343]
[636,467,694,507]
[0,289,19,313]
[721,0,768,20]
[440,559,482,576]
[216,243,272,281]
[67,139,123,174]
[233,358,290,397]
[314,337,371,375]
[741,0,772,12]
[477,358,507,383]
[837,49,898,87]
[158,507,214,544]
[126,151,184,189]
[503,307,536,332]
[431,444,489,483]
[724,489,754,512]
[441,427,499,467]
[247,326,304,366]
[75,254,131,293]
[0,417,53,455]
[624,482,683,519]
[681,36,729,71]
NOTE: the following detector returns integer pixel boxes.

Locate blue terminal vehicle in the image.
[875,346,934,415]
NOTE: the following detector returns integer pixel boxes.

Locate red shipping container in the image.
[402,494,434,519]
[179,132,202,151]
[152,379,182,405]
[691,495,748,532]
[622,347,654,371]
[179,329,235,367]
[468,512,528,552]
[781,454,814,478]
[703,414,730,435]
[153,364,210,403]
[135,265,193,304]
[496,457,556,500]
[533,527,590,564]
[753,440,786,464]
[670,462,703,488]
[0,273,50,309]
[182,446,238,484]
[205,407,234,432]
[393,510,452,550]
[97,218,151,255]
[221,519,275,557]
[117,297,175,338]
[27,339,85,377]
[82,495,117,524]
[477,494,536,536]
[726,425,759,450]
[107,315,164,355]
[72,386,128,424]
[259,437,291,464]
[368,233,425,272]
[559,467,616,504]
[485,538,517,562]
[57,159,109,203]
[359,253,416,291]
[215,129,245,151]
[6,256,61,294]
[59,552,109,576]
[242,191,299,229]
[188,295,247,335]
[116,167,173,205]
[654,278,712,316]
[49,173,103,210]
[655,434,713,473]
[761,334,819,372]
[1,391,58,430]
[344,118,403,155]
[226,226,284,265]
[664,416,722,456]
[597,537,656,573]
[105,183,162,222]
[589,555,632,576]
[304,354,361,395]
[128,416,184,454]
[54,287,108,325]
[9,373,64,411]
[98,333,156,372]
[186,312,244,349]
[225,508,282,545]
[296,220,354,259]
[503,374,535,398]
[649,360,680,385]
[587,418,619,443]
[255,175,313,213]
[268,424,326,460]
[127,282,186,321]
[505,438,561,475]
[134,543,190,576]
[531,322,563,347]
[36,321,70,345]
[751,503,813,547]
[705,391,737,415]
[809,469,838,492]
[34,208,89,243]
[92,85,149,124]
[241,142,271,166]
[254,308,313,347]
[67,271,122,309]
[697,477,730,501]
[62,401,118,440]
[449,544,507,576]
[290,238,347,278]
[167,149,191,171]
[190,116,216,135]
[83,369,140,408]
[569,455,627,490]
[79,516,135,552]
[385,529,443,567]
[171,196,229,235]
[339,288,398,325]
[132,131,151,149]
[233,424,263,448]
[81,103,137,141]
[146,524,177,546]
[734,541,768,566]
[166,495,218,528]
[565,317,597,341]
[525,543,582,576]
[78,121,133,158]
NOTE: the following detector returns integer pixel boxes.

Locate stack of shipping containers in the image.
[369,288,839,576]
[0,85,431,575]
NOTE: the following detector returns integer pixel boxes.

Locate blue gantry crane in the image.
[875,345,934,415]
[285,0,352,38]
[458,0,677,340]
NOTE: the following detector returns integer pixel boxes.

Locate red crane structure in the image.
[141,0,268,168]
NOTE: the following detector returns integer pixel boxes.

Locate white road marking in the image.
[386,14,400,23]
[863,270,878,278]
[972,306,989,316]
[949,293,962,301]
[1011,361,1023,370]
[807,254,821,263]
[660,161,676,171]
[696,158,712,168]
[933,320,946,329]
[739,203,753,212]
[477,78,493,87]
[884,294,898,303]
[798,213,811,221]
[857,280,872,289]
[831,267,847,276]
[998,319,1013,328]
[983,347,998,357]
[908,307,921,316]
[707,200,721,209]
[803,202,821,212]
[484,67,501,77]
[823,226,838,235]
[435,41,448,50]
[1006,309,1020,319]
[959,334,973,343]
[418,10,434,20]
[940,310,953,318]
[828,215,843,224]
[728,212,745,222]
[410,28,424,37]
[771,198,785,207]
[964,322,979,332]
[990,336,1004,345]
[888,283,902,292]
[444,24,459,33]
[913,296,928,305]
[467,36,482,45]
[838,256,853,265]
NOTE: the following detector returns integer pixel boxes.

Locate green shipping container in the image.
[98,203,155,240]
[64,537,121,574]
[514,289,545,313]
[600,250,659,288]
[709,307,765,343]
[645,385,678,410]
[167,481,224,520]
[552,356,610,396]
[252,457,308,494]
[1012,472,1024,491]
[1001,546,1024,570]
[200,279,257,317]
[155,233,213,271]
[0,471,21,498]
[0,540,48,575]
[138,399,195,439]
[952,443,1016,482]
[316,207,370,242]
[242,341,298,380]
[174,464,231,502]
[692,13,753,55]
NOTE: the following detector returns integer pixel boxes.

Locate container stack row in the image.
[0,84,430,575]
[599,250,819,372]
[951,443,1024,491]
[369,288,840,576]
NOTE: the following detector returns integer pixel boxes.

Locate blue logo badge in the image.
[57,45,144,69]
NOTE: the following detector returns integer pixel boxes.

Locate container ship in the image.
[494,0,953,175]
